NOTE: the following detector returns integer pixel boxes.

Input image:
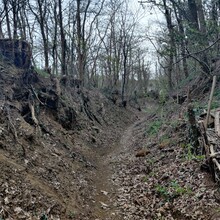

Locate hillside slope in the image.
[0,63,138,219]
[0,62,220,220]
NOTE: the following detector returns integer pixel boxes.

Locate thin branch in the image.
[166,37,220,71]
[186,48,211,76]
[189,37,220,56]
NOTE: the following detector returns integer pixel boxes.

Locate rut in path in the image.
[88,115,147,220]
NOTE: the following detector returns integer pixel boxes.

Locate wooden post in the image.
[188,103,200,153]
[205,75,217,129]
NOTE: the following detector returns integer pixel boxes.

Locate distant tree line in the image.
[0,0,151,105]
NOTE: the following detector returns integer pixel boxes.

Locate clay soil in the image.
[0,63,219,220]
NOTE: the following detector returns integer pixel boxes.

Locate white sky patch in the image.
[128,0,165,75]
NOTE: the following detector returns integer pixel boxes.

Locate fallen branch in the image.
[210,152,220,158]
[30,85,45,105]
[28,91,39,126]
[28,102,39,126]
[205,75,217,129]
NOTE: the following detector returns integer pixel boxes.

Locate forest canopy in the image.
[0,0,219,101]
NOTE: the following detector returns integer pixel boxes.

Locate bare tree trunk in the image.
[52,1,58,75]
[187,0,209,74]
[3,0,12,39]
[121,44,127,107]
[163,0,174,91]
[12,0,18,39]
[58,0,66,75]
[18,5,27,39]
[173,1,189,78]
[188,0,199,30]
[76,0,83,83]
[197,0,210,74]
[29,0,49,71]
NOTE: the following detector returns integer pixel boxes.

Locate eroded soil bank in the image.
[0,63,219,220]
[0,62,143,219]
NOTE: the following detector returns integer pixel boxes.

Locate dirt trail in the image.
[88,114,147,220]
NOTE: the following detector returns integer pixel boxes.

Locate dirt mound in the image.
[0,62,136,219]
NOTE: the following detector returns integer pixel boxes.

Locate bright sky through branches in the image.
[128,0,164,74]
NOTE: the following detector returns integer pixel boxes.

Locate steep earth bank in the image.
[0,62,219,220]
[0,62,141,219]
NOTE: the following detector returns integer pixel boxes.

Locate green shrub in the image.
[182,143,205,161]
[35,67,50,78]
[147,120,163,136]
[68,211,76,219]
[156,184,169,199]
[155,181,192,200]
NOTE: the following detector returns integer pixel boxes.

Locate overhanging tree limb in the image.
[166,37,220,72]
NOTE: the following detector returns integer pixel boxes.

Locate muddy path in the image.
[87,114,148,220]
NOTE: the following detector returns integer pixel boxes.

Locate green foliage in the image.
[35,67,50,78]
[149,171,156,177]
[184,143,194,160]
[189,103,203,121]
[40,214,48,220]
[214,90,220,100]
[147,120,163,136]
[181,143,205,161]
[68,211,76,219]
[159,134,170,143]
[159,89,168,105]
[155,181,192,200]
[192,97,219,119]
[156,185,169,198]
[177,71,198,88]
[142,176,148,182]
[169,119,179,130]
[146,158,156,166]
[170,181,192,196]
[210,100,219,110]
[142,104,160,116]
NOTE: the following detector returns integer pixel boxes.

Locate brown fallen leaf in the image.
[135,149,150,157]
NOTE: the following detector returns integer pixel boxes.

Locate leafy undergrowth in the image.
[111,101,220,220]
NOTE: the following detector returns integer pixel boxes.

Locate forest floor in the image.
[0,63,220,219]
[84,103,220,220]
